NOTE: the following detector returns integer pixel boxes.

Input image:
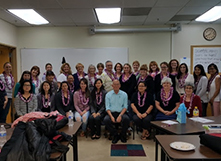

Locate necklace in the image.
[207,74,218,92]
[183,93,194,111]
[160,72,169,80]
[18,92,33,103]
[61,90,70,106]
[149,71,158,78]
[122,73,132,82]
[133,71,140,76]
[178,73,188,88]
[0,80,5,91]
[96,91,102,105]
[194,76,202,90]
[3,72,14,90]
[137,75,147,84]
[160,87,173,106]
[105,69,117,81]
[68,83,75,93]
[77,72,84,81]
[79,90,89,105]
[42,94,50,108]
[32,77,40,88]
[88,74,97,86]
[138,91,147,107]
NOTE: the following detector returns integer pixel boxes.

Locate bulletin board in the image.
[191,45,221,73]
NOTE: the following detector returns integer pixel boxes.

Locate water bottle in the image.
[193,106,199,117]
[68,110,74,126]
[0,125,6,148]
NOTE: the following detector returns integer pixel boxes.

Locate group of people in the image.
[0,59,220,144]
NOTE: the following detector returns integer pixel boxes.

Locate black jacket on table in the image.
[119,74,136,100]
[55,91,74,116]
[90,89,107,117]
[154,73,176,95]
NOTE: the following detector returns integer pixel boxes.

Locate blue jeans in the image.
[74,111,90,131]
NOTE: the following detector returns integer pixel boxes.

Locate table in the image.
[151,116,221,135]
[155,135,221,161]
[58,122,82,161]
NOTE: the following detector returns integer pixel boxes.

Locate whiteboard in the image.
[191,45,221,72]
[21,48,128,79]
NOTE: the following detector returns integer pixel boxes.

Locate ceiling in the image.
[0,0,221,27]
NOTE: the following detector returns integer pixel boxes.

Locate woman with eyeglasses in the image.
[14,80,37,117]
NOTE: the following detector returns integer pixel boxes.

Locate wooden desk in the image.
[151,116,221,135]
[155,135,221,161]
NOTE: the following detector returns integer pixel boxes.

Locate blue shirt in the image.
[105,90,128,112]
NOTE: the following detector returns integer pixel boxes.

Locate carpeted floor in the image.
[111,144,146,156]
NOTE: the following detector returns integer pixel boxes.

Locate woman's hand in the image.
[137,112,142,119]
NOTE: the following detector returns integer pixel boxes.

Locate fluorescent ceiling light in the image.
[95,8,121,24]
[8,9,49,25]
[195,6,221,22]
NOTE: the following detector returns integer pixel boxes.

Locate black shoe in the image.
[120,135,127,143]
[112,135,119,144]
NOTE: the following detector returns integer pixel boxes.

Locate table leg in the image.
[161,149,165,161]
[73,133,78,161]
[155,139,158,161]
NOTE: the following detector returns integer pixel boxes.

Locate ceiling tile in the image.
[123,8,151,16]
[0,0,31,9]
[0,10,30,25]
[92,0,123,7]
[170,15,200,21]
[155,0,189,7]
[122,0,157,7]
[177,6,212,15]
[65,9,97,23]
[22,0,62,9]
[57,0,93,8]
[121,16,147,23]
[186,0,221,7]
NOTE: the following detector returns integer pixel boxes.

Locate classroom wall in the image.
[0,19,17,47]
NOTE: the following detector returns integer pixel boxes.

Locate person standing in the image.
[0,62,14,123]
[0,79,8,123]
[104,80,130,144]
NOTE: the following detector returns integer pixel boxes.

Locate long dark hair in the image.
[19,80,33,94]
[91,79,104,100]
[177,63,188,79]
[79,78,90,98]
[193,64,207,81]
[168,59,179,73]
[19,70,32,84]
[208,63,219,74]
[59,81,70,92]
[39,81,52,95]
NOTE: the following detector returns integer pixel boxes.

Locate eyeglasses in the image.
[138,85,145,87]
[24,85,31,87]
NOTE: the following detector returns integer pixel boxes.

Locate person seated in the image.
[37,81,55,112]
[46,71,58,95]
[74,78,90,137]
[155,77,180,120]
[14,80,37,117]
[131,81,154,140]
[103,79,130,144]
[88,79,107,139]
[180,82,202,117]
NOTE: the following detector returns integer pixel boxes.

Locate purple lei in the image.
[207,74,218,92]
[88,74,97,86]
[18,92,33,103]
[104,69,117,81]
[79,90,89,105]
[138,91,147,107]
[122,73,133,83]
[137,75,147,85]
[160,72,169,80]
[42,94,50,108]
[68,83,75,93]
[32,77,40,88]
[3,72,14,90]
[194,76,202,90]
[62,90,70,106]
[183,93,194,111]
[133,71,140,76]
[96,91,102,105]
[161,87,174,106]
[77,72,85,81]
[0,79,5,91]
[178,73,188,88]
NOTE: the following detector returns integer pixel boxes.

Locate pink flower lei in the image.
[160,87,174,106]
[105,69,117,81]
[88,74,97,86]
[207,74,218,92]
[32,77,40,88]
[96,91,102,105]
[178,73,188,88]
[183,93,194,111]
[79,90,89,105]
[133,71,140,76]
[18,92,33,103]
[122,73,133,83]
[61,90,70,106]
[194,76,202,90]
[160,72,169,80]
[0,79,5,91]
[68,83,75,93]
[137,75,147,85]
[3,71,14,90]
[138,91,147,107]
[77,72,85,81]
[42,94,50,108]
